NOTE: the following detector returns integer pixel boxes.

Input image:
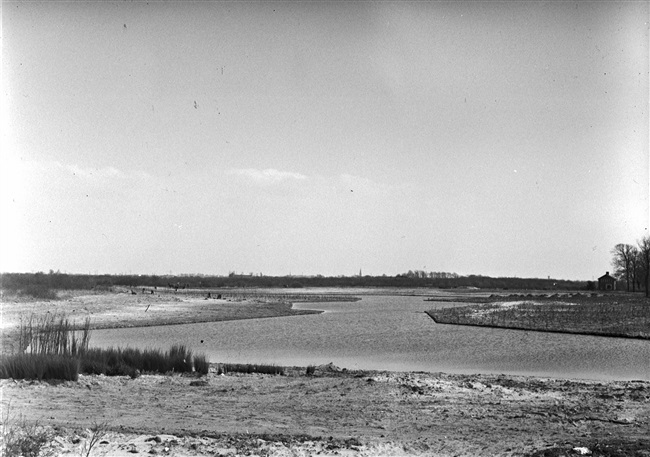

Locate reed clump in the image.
[1,344,208,380]
[1,313,209,380]
[80,344,197,377]
[0,312,91,381]
[0,353,80,382]
[18,284,59,300]
[193,354,210,375]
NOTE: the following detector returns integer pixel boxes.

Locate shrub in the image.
[193,354,210,375]
[80,422,109,457]
[2,423,51,457]
[1,402,59,457]
[306,365,316,376]
[18,284,58,300]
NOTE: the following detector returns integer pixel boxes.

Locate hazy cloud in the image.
[17,160,152,181]
[338,173,414,196]
[66,164,125,179]
[340,173,376,188]
[227,168,308,184]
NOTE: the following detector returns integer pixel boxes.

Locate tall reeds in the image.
[1,313,92,381]
[18,313,91,356]
[193,354,210,375]
[79,345,199,377]
[0,354,80,381]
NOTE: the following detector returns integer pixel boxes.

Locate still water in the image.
[90,295,650,381]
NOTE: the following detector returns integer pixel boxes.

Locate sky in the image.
[1,1,648,280]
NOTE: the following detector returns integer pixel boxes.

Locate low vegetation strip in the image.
[218,363,285,375]
[0,353,81,381]
[0,344,210,381]
[427,298,650,339]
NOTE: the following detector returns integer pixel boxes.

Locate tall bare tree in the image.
[638,236,650,298]
[629,246,640,292]
[611,243,635,291]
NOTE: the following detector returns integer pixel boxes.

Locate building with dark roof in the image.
[597,272,616,291]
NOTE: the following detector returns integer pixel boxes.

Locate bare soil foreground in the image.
[3,367,650,456]
[2,289,650,456]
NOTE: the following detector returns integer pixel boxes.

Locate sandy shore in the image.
[2,290,650,456]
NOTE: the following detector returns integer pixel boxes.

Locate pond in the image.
[90,294,650,381]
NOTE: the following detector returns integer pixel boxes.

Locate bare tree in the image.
[638,236,650,298]
[611,243,635,291]
[629,246,640,292]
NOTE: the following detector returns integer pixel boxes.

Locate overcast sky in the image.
[2,1,648,280]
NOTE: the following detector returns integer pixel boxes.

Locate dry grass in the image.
[1,403,55,457]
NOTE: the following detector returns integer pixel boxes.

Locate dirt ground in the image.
[2,290,650,456]
[2,367,649,456]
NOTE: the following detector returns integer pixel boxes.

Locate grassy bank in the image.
[427,295,650,339]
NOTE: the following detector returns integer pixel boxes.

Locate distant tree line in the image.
[1,270,587,293]
[394,271,582,290]
[611,234,650,297]
[400,270,460,279]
